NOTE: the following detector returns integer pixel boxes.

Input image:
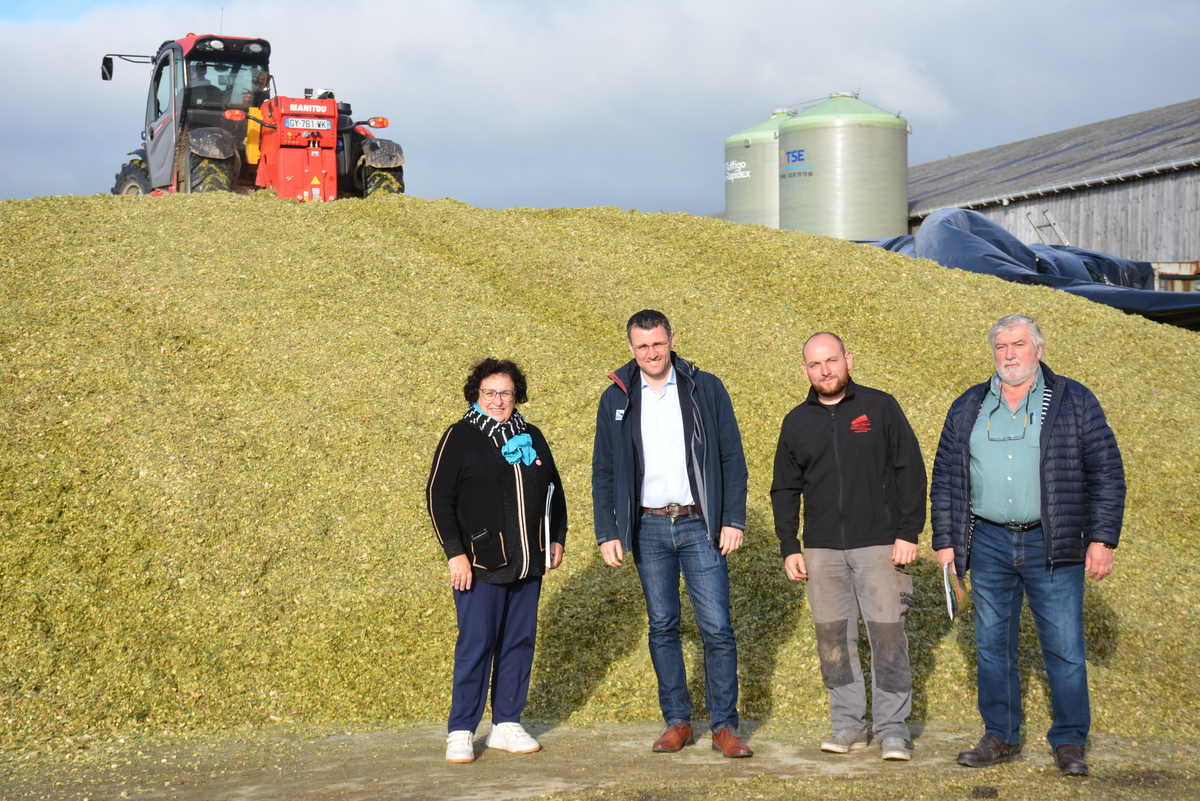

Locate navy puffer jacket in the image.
[930,362,1125,577]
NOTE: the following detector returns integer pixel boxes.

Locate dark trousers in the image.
[448,576,542,733]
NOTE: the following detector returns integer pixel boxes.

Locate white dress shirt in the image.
[639,366,694,508]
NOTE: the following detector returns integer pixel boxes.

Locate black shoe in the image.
[957,733,1022,767]
[1054,743,1088,776]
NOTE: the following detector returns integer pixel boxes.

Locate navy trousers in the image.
[448,576,541,733]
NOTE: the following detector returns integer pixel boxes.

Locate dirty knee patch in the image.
[815,620,855,688]
[865,620,911,693]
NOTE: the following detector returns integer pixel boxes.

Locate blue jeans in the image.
[632,512,739,732]
[970,519,1089,748]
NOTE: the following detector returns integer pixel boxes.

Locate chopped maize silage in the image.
[1,192,1198,749]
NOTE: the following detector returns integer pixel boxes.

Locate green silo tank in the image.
[724,109,796,228]
[778,94,909,240]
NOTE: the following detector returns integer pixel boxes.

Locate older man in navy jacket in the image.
[932,314,1125,778]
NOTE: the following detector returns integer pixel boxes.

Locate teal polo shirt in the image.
[969,367,1044,525]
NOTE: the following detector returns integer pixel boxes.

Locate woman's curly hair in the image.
[462,358,529,405]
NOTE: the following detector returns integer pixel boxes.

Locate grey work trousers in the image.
[805,545,914,740]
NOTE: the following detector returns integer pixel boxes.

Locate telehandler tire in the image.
[363,165,405,196]
[113,160,152,195]
[189,156,234,193]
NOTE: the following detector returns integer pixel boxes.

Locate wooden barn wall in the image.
[911,169,1199,262]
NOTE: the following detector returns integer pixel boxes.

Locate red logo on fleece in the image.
[850,414,872,433]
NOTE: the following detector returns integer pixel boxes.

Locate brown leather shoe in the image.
[652,722,694,752]
[957,733,1022,767]
[1054,743,1088,776]
[711,725,753,758]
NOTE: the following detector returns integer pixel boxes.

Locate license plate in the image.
[284,117,331,130]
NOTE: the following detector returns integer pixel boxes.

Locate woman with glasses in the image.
[426,358,568,763]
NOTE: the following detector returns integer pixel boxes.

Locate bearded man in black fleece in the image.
[770,333,926,761]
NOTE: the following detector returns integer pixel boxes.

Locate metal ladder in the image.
[1025,209,1069,246]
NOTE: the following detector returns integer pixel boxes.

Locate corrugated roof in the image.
[908,98,1200,218]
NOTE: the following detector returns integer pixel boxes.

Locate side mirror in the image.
[101,56,113,81]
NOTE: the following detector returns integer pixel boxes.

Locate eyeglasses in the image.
[480,389,516,402]
[632,341,670,356]
[986,392,1033,441]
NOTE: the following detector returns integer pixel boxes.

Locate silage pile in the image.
[2,193,1198,748]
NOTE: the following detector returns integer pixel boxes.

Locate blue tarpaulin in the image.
[873,209,1200,330]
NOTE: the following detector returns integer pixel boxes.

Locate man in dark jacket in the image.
[770,332,926,761]
[592,310,752,758]
[932,314,1125,778]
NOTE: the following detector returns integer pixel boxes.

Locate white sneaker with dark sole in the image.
[486,722,541,753]
[446,730,475,763]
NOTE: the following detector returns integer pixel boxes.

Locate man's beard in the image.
[814,373,849,398]
[998,362,1038,387]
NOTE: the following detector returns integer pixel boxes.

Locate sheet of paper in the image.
[943,561,963,620]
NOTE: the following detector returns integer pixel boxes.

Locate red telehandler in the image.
[102,33,404,200]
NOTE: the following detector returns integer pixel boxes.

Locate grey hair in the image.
[988,314,1045,350]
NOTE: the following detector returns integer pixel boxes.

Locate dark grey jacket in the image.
[930,362,1125,577]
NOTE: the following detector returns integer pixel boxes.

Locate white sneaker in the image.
[485,721,541,753]
[446,730,475,763]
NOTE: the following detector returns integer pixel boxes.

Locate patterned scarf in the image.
[463,404,537,465]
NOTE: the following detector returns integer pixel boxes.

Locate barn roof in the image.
[908,98,1200,218]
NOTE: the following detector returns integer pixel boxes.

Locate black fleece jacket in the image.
[770,379,926,556]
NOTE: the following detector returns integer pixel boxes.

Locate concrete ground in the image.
[2,721,1197,801]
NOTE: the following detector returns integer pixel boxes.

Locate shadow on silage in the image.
[1082,580,1119,666]
[526,510,808,728]
[527,549,647,724]
[724,510,806,723]
[905,558,956,722]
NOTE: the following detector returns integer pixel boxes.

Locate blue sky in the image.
[2,0,1197,213]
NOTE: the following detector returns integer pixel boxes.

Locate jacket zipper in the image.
[830,406,846,548]
[1040,377,1059,564]
[514,464,530,579]
[622,388,635,540]
[683,369,711,541]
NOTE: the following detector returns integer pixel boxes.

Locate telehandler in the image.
[103,33,404,200]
